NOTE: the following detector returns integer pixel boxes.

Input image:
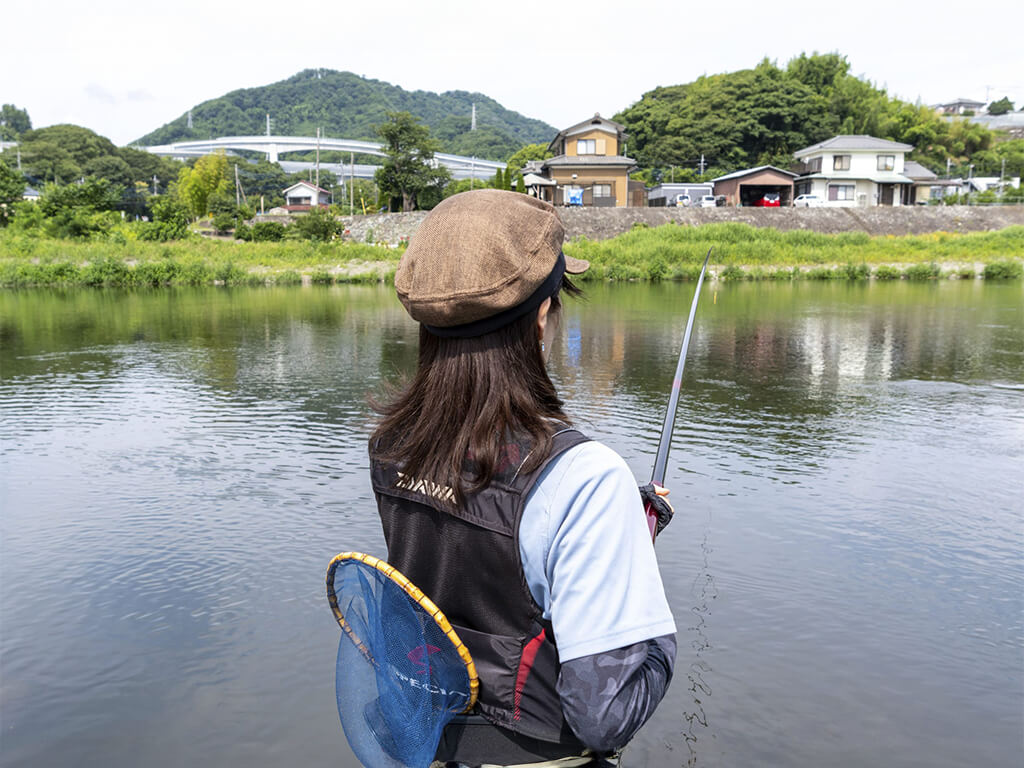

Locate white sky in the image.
[3,0,1022,147]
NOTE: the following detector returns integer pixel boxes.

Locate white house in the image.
[282,181,330,211]
[793,135,914,207]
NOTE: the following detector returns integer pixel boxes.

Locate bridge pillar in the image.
[267,144,278,163]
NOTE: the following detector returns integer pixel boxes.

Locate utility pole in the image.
[235,164,241,208]
[152,175,158,195]
[187,110,193,129]
[698,154,706,176]
[471,103,477,131]
[1000,157,1006,194]
[16,147,21,171]
[266,113,271,137]
[350,152,355,213]
[315,127,320,192]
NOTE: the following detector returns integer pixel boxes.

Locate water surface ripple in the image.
[1,282,1021,768]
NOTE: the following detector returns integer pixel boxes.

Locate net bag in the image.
[326,552,478,768]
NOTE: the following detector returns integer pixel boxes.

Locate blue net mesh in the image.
[332,558,472,768]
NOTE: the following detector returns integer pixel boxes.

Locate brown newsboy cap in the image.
[395,189,589,336]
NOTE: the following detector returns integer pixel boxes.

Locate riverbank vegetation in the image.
[2,223,1021,288]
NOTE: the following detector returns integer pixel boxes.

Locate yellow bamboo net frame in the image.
[326,551,479,712]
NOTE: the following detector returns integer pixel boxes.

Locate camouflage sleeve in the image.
[556,634,677,753]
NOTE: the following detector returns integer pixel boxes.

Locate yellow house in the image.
[525,114,637,207]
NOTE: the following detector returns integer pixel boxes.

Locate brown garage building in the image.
[712,165,797,206]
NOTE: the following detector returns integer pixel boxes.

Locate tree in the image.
[506,143,553,171]
[0,104,31,141]
[83,156,133,188]
[0,158,25,225]
[177,152,230,218]
[140,195,192,241]
[374,112,451,211]
[988,97,1014,115]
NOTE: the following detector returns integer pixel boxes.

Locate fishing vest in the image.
[371,427,589,754]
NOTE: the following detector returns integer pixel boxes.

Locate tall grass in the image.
[2,223,1021,287]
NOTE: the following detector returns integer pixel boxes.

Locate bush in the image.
[903,263,940,280]
[251,221,286,242]
[310,270,334,284]
[843,263,870,280]
[212,213,235,235]
[234,222,253,241]
[274,270,303,285]
[291,207,340,241]
[874,265,900,280]
[719,265,745,281]
[982,261,1024,279]
[805,266,836,280]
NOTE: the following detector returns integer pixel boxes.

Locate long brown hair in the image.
[371,280,580,506]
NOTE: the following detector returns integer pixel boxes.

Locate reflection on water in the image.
[1,281,1022,768]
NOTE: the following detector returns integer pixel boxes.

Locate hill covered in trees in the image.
[615,53,1007,180]
[133,70,556,161]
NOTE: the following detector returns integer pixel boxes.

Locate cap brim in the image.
[564,254,590,274]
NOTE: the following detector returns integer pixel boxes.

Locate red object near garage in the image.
[754,193,781,207]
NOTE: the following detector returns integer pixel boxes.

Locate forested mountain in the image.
[615,53,1002,179]
[133,70,555,161]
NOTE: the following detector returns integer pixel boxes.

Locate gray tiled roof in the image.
[543,155,636,167]
[795,135,914,157]
[711,165,797,182]
[903,161,938,180]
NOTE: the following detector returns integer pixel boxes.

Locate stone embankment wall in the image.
[333,206,1024,247]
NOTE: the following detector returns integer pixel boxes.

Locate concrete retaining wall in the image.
[333,205,1024,246]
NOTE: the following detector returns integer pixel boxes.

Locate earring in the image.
[541,341,546,352]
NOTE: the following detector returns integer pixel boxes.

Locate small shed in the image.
[282,181,330,212]
[712,166,797,206]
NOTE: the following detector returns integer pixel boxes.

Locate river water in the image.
[1,281,1021,768]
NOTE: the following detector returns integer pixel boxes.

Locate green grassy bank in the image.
[1,223,1022,288]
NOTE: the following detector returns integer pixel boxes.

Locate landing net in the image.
[326,552,478,768]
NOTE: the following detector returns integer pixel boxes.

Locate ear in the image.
[536,297,552,340]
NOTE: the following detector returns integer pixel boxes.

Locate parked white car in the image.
[699,195,717,208]
[793,194,823,207]
[673,193,691,207]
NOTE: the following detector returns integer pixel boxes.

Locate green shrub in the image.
[719,265,745,281]
[291,207,340,241]
[843,263,870,280]
[275,270,303,285]
[252,221,286,242]
[134,260,180,286]
[81,257,132,287]
[956,266,976,279]
[311,270,334,284]
[982,260,1024,279]
[874,265,901,280]
[647,257,667,281]
[212,213,235,235]
[215,262,246,285]
[234,222,253,241]
[903,262,940,280]
[805,266,836,280]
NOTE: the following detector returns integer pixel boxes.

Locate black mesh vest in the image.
[371,426,589,753]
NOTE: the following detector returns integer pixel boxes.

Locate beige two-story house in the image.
[793,136,915,207]
[524,114,637,207]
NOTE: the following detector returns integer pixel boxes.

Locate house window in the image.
[807,157,822,173]
[833,155,851,171]
[827,184,855,201]
[577,139,596,155]
[796,181,812,196]
[593,184,612,198]
[877,155,895,171]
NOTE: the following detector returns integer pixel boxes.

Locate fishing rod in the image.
[645,247,713,538]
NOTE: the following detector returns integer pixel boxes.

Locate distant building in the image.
[519,114,637,207]
[933,98,985,115]
[793,135,914,207]
[646,183,713,207]
[22,186,41,202]
[711,166,797,206]
[282,181,330,212]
